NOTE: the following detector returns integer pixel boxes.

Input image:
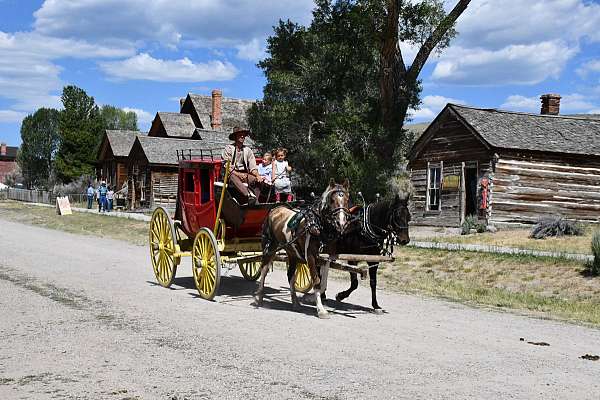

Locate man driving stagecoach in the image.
[221,126,267,205]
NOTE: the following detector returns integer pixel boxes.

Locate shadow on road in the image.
[146,276,379,319]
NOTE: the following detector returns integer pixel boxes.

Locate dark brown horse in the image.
[253,179,350,318]
[326,191,411,313]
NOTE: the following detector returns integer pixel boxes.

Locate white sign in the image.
[56,196,72,215]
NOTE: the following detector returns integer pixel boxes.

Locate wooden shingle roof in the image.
[105,130,139,157]
[411,104,600,159]
[154,112,197,138]
[186,93,255,131]
[134,136,223,166]
[450,104,600,156]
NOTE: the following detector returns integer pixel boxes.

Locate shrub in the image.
[52,175,94,196]
[461,215,477,235]
[529,216,583,239]
[475,222,487,233]
[591,231,600,276]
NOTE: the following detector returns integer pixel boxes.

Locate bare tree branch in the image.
[406,0,471,83]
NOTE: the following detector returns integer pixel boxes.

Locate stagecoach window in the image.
[200,169,210,204]
[427,162,442,211]
[185,172,195,193]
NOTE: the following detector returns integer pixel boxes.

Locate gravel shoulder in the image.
[1,218,600,399]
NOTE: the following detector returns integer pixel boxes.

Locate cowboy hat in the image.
[229,126,251,140]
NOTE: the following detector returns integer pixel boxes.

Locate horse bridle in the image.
[363,203,409,242]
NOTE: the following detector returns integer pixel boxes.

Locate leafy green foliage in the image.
[591,231,600,276]
[461,214,477,235]
[529,216,583,239]
[100,105,138,131]
[249,0,462,198]
[54,86,104,183]
[17,108,60,188]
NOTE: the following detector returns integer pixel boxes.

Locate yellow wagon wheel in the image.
[192,227,222,300]
[149,207,180,287]
[238,260,262,281]
[293,262,313,293]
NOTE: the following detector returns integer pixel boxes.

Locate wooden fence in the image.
[5,188,88,208]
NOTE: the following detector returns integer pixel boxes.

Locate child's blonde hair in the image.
[272,147,288,157]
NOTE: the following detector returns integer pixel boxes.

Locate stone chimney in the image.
[540,93,561,115]
[179,97,185,111]
[1,142,6,156]
[211,89,222,130]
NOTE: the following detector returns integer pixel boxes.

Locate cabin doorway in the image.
[461,163,478,221]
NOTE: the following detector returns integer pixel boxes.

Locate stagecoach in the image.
[148,148,397,302]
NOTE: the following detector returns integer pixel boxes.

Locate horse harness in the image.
[360,203,409,256]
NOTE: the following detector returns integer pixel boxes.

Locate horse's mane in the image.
[319,184,344,213]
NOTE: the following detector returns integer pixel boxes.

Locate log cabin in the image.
[408,94,600,227]
[96,130,140,190]
[127,134,229,209]
[179,90,255,132]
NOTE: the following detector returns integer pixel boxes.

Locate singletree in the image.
[100,105,138,131]
[54,86,104,183]
[17,108,60,188]
[249,0,470,196]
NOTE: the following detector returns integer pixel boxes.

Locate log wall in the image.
[491,153,600,224]
[151,170,178,209]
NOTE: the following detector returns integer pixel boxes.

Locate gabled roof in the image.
[148,112,197,138]
[133,136,224,166]
[410,104,600,159]
[183,93,255,131]
[105,130,139,157]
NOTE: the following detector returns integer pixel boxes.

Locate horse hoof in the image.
[251,297,262,308]
[318,311,330,319]
[335,293,343,302]
[373,308,384,315]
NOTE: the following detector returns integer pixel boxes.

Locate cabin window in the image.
[185,172,195,193]
[200,169,210,204]
[427,162,442,211]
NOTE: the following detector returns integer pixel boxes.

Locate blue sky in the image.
[1,0,600,146]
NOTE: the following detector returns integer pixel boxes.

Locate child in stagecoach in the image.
[257,151,273,184]
[221,126,266,205]
[271,147,293,202]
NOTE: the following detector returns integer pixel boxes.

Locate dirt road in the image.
[1,219,599,399]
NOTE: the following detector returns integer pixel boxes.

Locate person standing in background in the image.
[107,185,114,212]
[86,183,94,209]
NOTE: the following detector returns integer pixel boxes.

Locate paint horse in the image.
[330,191,411,313]
[253,179,351,319]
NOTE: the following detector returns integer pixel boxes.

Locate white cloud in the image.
[0,30,132,116]
[34,0,314,49]
[577,59,600,78]
[99,53,238,82]
[0,110,27,123]
[408,95,466,121]
[432,41,577,85]
[426,0,600,86]
[236,38,266,62]
[122,107,153,125]
[501,93,599,113]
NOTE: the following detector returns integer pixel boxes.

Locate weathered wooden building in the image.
[147,112,199,139]
[96,130,140,189]
[127,135,228,209]
[408,95,600,226]
[179,90,255,132]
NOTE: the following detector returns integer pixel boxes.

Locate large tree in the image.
[17,108,60,189]
[249,0,470,196]
[54,85,104,183]
[100,105,138,131]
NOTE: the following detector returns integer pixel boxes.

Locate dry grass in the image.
[376,247,600,326]
[0,200,148,246]
[416,227,595,255]
[3,200,600,326]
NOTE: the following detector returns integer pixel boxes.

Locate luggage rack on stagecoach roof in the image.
[176,148,262,162]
